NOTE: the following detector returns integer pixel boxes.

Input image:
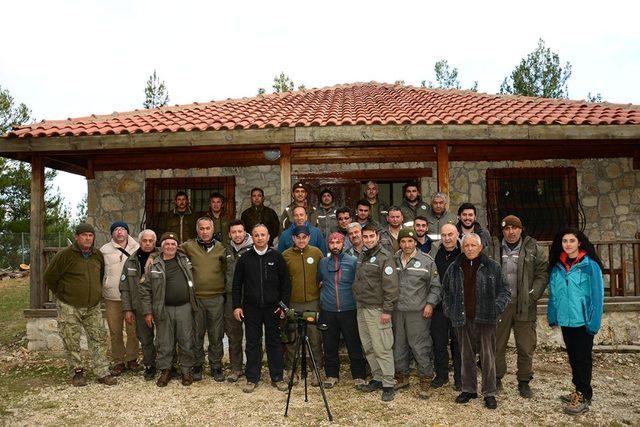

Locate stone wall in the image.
[86,157,638,243]
[26,303,640,352]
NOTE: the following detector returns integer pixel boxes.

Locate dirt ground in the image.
[1,348,639,426]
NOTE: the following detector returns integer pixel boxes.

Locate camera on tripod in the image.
[278,301,328,330]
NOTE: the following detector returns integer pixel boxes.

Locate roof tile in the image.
[6,82,640,138]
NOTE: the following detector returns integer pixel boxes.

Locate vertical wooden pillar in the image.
[436,142,450,196]
[29,156,45,309]
[279,145,292,213]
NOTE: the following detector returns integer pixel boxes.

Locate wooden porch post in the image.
[279,145,292,213]
[436,142,450,196]
[29,156,45,309]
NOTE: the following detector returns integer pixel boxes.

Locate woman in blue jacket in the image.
[547,228,604,415]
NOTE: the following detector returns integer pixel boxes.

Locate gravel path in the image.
[2,350,640,426]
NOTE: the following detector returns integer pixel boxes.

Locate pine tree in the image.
[143,70,170,109]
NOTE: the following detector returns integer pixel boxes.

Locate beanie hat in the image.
[501,215,523,229]
[110,221,129,235]
[319,188,333,198]
[398,227,418,242]
[75,223,95,235]
[328,232,345,242]
[160,232,179,245]
[292,225,310,236]
[292,181,307,193]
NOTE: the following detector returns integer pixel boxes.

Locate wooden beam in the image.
[292,145,436,164]
[295,168,432,181]
[29,156,46,309]
[280,145,292,213]
[436,142,449,196]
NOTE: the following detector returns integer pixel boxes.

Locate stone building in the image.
[1,82,639,350]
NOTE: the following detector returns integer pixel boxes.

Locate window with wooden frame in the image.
[144,176,236,235]
[486,167,582,241]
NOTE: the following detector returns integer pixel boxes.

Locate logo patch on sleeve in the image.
[120,274,126,282]
[384,266,393,276]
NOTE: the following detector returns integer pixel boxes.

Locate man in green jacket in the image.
[240,187,280,247]
[141,232,197,387]
[353,224,399,402]
[44,223,117,387]
[180,217,227,382]
[281,225,324,385]
[160,191,197,244]
[204,192,230,245]
[486,215,548,398]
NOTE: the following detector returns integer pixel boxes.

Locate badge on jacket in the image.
[307,257,314,264]
[384,266,393,275]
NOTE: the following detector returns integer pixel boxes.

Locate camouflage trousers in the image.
[56,300,111,378]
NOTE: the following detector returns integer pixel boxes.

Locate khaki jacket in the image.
[352,244,399,314]
[140,252,197,320]
[394,250,442,312]
[282,245,324,303]
[100,236,140,301]
[119,249,158,312]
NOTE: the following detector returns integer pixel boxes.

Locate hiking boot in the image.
[323,377,339,389]
[156,369,171,387]
[97,375,118,386]
[271,380,288,391]
[564,391,590,415]
[360,380,383,393]
[455,392,478,404]
[353,378,367,391]
[560,391,581,404]
[484,396,498,409]
[181,372,193,386]
[127,359,141,372]
[110,363,126,377]
[418,376,431,400]
[243,381,258,393]
[381,386,395,402]
[226,370,242,383]
[143,366,157,381]
[311,372,321,387]
[71,369,87,387]
[192,365,203,381]
[211,367,225,382]
[495,377,503,392]
[518,381,533,398]
[431,375,449,388]
[394,373,410,390]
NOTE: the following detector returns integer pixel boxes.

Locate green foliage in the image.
[257,87,266,95]
[272,72,295,93]
[499,38,572,98]
[143,70,169,109]
[421,60,477,91]
[0,85,31,135]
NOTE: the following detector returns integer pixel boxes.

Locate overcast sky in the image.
[2,0,639,216]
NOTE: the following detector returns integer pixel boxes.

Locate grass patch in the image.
[0,277,29,347]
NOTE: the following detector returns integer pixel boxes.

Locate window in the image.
[486,167,581,241]
[143,176,235,234]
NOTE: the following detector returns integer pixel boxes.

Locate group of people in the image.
[44,180,604,415]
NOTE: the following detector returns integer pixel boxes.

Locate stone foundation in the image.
[26,302,640,352]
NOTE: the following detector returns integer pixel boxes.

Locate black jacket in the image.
[232,247,291,309]
[441,253,510,328]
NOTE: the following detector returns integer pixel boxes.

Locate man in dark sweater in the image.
[431,223,462,390]
[233,224,291,393]
[441,233,510,410]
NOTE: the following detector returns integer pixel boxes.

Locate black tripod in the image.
[284,319,333,421]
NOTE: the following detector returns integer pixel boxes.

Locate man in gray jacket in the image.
[352,224,399,402]
[120,229,158,381]
[140,232,197,387]
[392,228,441,399]
[486,215,548,398]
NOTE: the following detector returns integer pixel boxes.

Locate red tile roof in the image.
[7,82,640,138]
